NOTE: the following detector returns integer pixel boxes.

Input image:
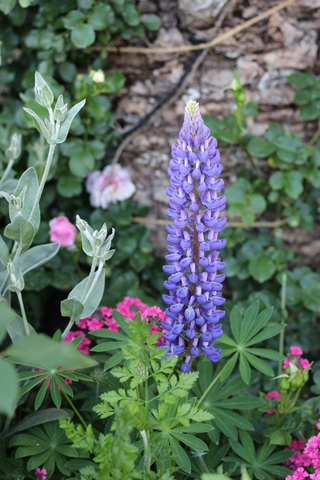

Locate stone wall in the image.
[110,0,320,260]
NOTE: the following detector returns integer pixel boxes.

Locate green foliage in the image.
[225,430,293,480]
[65,313,214,477]
[10,420,78,478]
[217,301,285,384]
[60,408,141,479]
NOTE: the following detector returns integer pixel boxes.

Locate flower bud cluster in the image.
[278,346,311,395]
[5,133,22,161]
[75,215,115,263]
[162,100,226,372]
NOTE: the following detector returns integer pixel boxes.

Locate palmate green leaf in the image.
[4,408,70,438]
[170,432,208,452]
[239,300,259,343]
[220,353,239,382]
[246,347,284,361]
[0,359,18,417]
[19,375,47,398]
[221,396,264,410]
[89,329,127,341]
[11,421,76,477]
[34,378,51,411]
[91,341,127,352]
[230,305,242,342]
[239,354,251,384]
[112,310,133,336]
[173,424,213,433]
[246,324,284,346]
[245,307,274,341]
[169,436,191,474]
[7,334,97,369]
[104,351,125,370]
[244,352,274,377]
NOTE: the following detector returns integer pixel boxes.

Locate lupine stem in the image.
[196,368,223,407]
[61,389,87,429]
[278,272,287,375]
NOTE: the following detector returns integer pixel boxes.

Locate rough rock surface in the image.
[112,0,320,258]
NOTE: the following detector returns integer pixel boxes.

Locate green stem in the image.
[0,158,14,186]
[16,291,30,336]
[196,368,223,407]
[29,142,56,223]
[61,389,87,429]
[278,273,287,376]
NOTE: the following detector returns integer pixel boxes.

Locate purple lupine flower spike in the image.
[162,100,226,372]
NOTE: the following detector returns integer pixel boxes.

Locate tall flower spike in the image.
[162,100,226,372]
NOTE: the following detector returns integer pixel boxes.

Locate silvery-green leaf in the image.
[56,99,86,144]
[18,243,60,275]
[60,297,84,323]
[0,236,9,268]
[4,213,35,249]
[102,249,115,263]
[10,168,40,233]
[0,179,19,194]
[53,94,68,123]
[0,190,11,203]
[0,270,10,298]
[64,267,105,320]
[34,72,54,108]
[19,0,32,7]
[23,108,52,144]
[7,315,36,342]
[8,263,24,293]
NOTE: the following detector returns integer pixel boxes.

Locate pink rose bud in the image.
[49,216,77,247]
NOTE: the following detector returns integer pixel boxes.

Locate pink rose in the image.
[49,216,76,247]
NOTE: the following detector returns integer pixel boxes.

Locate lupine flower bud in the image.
[162,100,226,371]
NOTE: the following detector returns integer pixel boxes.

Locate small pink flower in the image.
[35,467,47,480]
[100,306,113,318]
[291,346,303,356]
[49,216,76,247]
[116,297,149,319]
[87,317,104,331]
[86,165,136,209]
[300,358,310,369]
[265,409,275,416]
[78,318,90,329]
[106,317,120,331]
[63,330,91,354]
[266,390,281,401]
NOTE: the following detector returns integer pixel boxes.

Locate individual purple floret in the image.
[162,100,226,372]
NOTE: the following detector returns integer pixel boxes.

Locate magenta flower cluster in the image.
[162,100,226,372]
[285,430,320,480]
